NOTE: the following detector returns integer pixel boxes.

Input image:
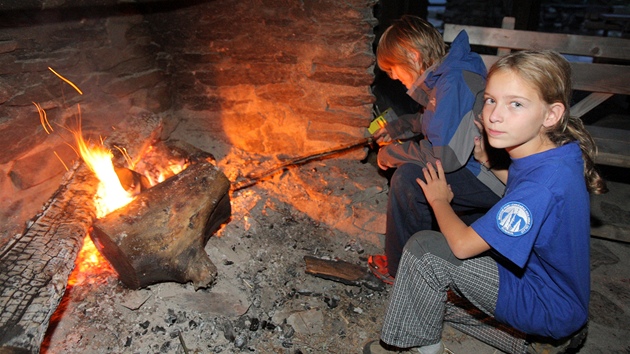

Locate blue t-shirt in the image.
[471,142,590,339]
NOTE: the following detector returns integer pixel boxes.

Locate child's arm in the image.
[417,160,491,259]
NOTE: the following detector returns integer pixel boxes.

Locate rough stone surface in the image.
[0,0,377,248]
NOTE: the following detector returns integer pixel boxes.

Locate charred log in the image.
[304,256,385,292]
[90,159,231,290]
[0,163,98,354]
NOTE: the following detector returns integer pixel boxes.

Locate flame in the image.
[74,128,134,218]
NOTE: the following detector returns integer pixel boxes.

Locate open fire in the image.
[36,68,195,287]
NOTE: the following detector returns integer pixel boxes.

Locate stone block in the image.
[8,142,77,190]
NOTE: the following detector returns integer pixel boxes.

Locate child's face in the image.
[482,69,557,159]
[388,65,417,90]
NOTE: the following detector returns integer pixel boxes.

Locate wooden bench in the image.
[443,19,630,243]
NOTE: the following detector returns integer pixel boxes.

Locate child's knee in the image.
[406,230,462,265]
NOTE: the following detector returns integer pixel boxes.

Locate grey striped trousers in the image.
[380,230,528,354]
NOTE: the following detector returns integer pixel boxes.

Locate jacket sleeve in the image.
[385,112,423,141]
[378,72,480,171]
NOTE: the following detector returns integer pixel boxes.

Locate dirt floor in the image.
[41,146,397,354]
[37,117,630,354]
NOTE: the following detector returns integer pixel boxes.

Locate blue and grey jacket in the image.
[377,30,505,197]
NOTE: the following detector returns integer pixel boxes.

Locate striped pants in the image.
[380,230,528,354]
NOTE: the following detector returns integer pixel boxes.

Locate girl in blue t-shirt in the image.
[363,50,607,354]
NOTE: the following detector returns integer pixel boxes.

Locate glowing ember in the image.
[67,234,117,287]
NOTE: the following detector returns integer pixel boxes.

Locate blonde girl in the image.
[364,50,606,354]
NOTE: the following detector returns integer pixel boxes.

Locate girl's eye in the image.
[484,98,495,105]
[510,101,523,108]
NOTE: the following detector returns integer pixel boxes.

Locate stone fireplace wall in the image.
[0,0,377,244]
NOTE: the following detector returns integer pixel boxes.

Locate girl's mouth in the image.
[486,128,503,137]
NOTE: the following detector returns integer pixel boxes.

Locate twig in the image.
[178,332,189,354]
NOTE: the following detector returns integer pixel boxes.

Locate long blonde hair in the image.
[376,15,445,79]
[488,50,607,194]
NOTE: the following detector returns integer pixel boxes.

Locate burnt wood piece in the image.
[0,162,98,354]
[303,256,385,292]
[90,159,231,290]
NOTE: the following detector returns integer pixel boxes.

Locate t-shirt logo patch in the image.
[496,202,532,237]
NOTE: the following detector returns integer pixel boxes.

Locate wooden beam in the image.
[477,55,630,96]
[571,93,614,118]
[587,126,630,168]
[444,24,630,60]
[590,181,630,243]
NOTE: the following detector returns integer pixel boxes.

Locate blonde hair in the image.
[376,15,445,78]
[488,50,607,194]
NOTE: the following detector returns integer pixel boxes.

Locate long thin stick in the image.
[230,137,373,191]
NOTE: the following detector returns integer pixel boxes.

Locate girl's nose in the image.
[486,106,502,123]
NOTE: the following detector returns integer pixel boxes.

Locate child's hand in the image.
[416,161,454,205]
[373,127,392,146]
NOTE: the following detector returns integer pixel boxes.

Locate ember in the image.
[67,234,117,287]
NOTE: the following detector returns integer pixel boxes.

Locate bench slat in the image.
[586,126,630,168]
[478,55,630,95]
[444,24,630,60]
[571,93,614,118]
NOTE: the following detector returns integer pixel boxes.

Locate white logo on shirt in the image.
[496,202,532,237]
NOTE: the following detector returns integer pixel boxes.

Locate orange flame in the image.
[76,131,135,218]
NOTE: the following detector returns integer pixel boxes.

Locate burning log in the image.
[90,159,231,290]
[0,162,98,354]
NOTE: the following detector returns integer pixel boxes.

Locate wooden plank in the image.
[590,181,630,243]
[571,93,614,118]
[497,16,515,56]
[478,55,630,96]
[444,24,630,60]
[587,126,630,168]
[572,62,630,95]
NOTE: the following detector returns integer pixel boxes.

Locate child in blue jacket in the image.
[364,50,607,354]
[368,16,505,283]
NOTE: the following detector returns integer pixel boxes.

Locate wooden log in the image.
[0,162,98,354]
[90,159,231,290]
[303,256,385,292]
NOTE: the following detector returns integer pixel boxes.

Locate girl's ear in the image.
[543,102,565,128]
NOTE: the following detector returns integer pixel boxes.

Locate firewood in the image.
[90,159,231,290]
[303,256,384,292]
[0,162,98,353]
